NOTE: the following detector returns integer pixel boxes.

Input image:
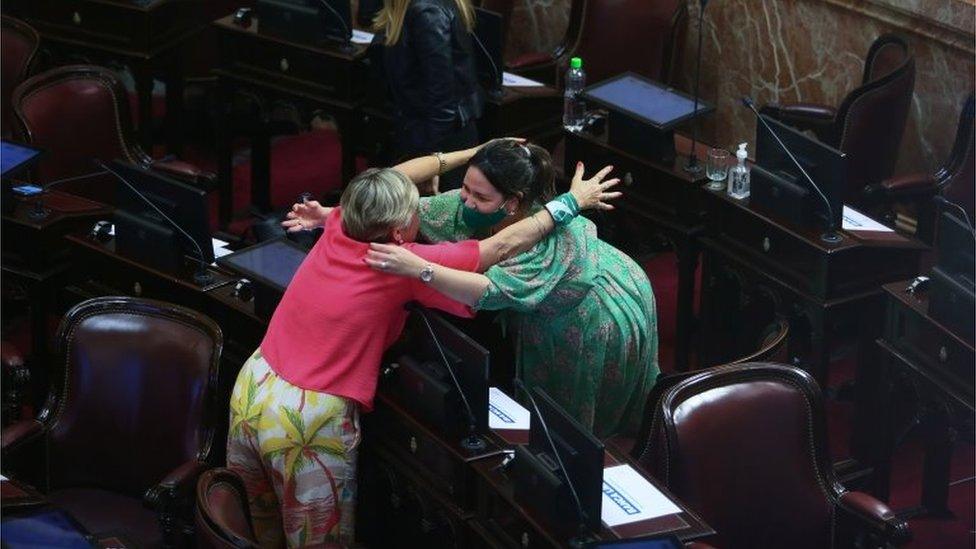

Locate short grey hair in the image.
[339,168,419,242]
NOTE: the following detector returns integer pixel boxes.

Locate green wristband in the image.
[544,193,580,226]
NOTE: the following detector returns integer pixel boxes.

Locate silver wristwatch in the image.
[419,264,435,283]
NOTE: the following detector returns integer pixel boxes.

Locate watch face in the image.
[420,265,434,282]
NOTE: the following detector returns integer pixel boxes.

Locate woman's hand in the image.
[364,243,427,277]
[281,199,331,232]
[569,162,622,211]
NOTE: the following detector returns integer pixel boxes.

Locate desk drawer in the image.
[16,0,145,51]
[891,302,974,391]
[219,31,362,103]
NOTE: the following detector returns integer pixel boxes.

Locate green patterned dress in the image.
[419,191,659,437]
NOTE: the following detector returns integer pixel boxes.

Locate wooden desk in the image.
[3,0,212,153]
[856,281,974,516]
[212,14,369,225]
[564,129,708,371]
[55,229,711,546]
[697,189,925,385]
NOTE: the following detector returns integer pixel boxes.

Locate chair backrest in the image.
[12,65,150,204]
[939,93,975,220]
[40,297,222,497]
[835,34,916,203]
[649,363,844,549]
[195,468,259,549]
[1,16,39,140]
[559,0,686,87]
[632,319,789,463]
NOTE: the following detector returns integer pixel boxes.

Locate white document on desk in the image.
[351,29,375,45]
[503,72,545,88]
[842,205,894,232]
[488,387,531,430]
[601,464,682,527]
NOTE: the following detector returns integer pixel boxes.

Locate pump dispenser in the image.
[728,142,751,199]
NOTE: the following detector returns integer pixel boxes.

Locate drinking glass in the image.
[706,148,730,190]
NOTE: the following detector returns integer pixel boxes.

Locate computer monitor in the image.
[473,8,504,97]
[935,209,975,285]
[256,0,351,45]
[111,160,214,276]
[752,114,847,232]
[396,306,491,442]
[513,386,604,537]
[1,141,42,179]
[217,237,310,318]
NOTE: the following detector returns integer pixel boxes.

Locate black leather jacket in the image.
[380,0,484,154]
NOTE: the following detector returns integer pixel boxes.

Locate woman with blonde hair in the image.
[372,0,483,190]
[227,141,620,547]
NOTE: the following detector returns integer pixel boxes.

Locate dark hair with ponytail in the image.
[469,140,555,208]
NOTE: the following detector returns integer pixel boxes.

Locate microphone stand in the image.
[315,0,355,54]
[683,0,709,176]
[25,170,109,221]
[515,378,591,548]
[740,96,842,244]
[96,160,215,286]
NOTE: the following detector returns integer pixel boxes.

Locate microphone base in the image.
[193,269,215,287]
[820,231,843,244]
[27,204,51,221]
[460,434,487,453]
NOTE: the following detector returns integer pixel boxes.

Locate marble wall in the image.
[505,0,975,174]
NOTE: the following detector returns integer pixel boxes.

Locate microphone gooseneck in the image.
[409,303,486,452]
[95,160,214,286]
[514,378,589,545]
[934,195,975,233]
[472,33,504,100]
[315,0,354,51]
[740,96,842,244]
[683,1,707,175]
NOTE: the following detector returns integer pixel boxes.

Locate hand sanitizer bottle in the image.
[728,142,751,199]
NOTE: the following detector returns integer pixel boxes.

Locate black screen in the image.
[218,237,309,290]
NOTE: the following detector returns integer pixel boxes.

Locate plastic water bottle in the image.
[727,142,751,199]
[563,57,586,131]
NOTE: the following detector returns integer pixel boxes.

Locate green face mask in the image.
[461,197,509,229]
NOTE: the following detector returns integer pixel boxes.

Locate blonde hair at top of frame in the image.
[372,0,476,46]
[339,168,419,242]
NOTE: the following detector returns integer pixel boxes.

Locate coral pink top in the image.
[260,208,480,411]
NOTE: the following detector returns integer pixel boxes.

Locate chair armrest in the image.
[507,51,555,70]
[838,491,911,546]
[760,102,836,141]
[150,159,217,192]
[144,459,210,510]
[1,419,44,457]
[863,172,940,206]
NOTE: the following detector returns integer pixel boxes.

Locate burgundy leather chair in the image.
[761,34,916,207]
[1,16,39,140]
[507,0,687,88]
[11,65,213,206]
[195,468,259,549]
[1,296,223,547]
[635,363,911,549]
[867,93,974,243]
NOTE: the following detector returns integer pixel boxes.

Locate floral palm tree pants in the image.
[227,349,360,547]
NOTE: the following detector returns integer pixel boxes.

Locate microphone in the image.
[472,33,504,101]
[407,303,487,452]
[741,96,842,244]
[682,0,709,176]
[934,195,974,231]
[24,170,109,220]
[514,377,590,547]
[95,159,215,286]
[314,0,354,52]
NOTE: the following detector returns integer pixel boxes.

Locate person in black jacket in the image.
[373,0,484,191]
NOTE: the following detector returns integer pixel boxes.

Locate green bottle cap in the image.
[570,57,582,69]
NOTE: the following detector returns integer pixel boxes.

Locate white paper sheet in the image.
[488,387,531,430]
[351,29,375,45]
[842,205,894,232]
[503,72,545,88]
[601,464,682,527]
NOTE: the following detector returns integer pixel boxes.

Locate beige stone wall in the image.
[504,0,974,174]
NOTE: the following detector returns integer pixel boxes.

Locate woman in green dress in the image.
[365,140,658,437]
